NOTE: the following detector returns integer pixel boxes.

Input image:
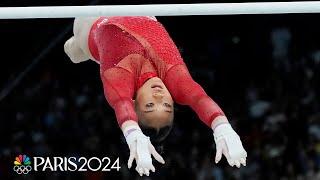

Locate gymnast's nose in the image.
[153,92,163,100]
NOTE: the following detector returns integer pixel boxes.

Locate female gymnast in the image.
[64,16,247,176]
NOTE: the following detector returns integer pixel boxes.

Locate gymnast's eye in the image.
[163,103,172,108]
[146,103,154,108]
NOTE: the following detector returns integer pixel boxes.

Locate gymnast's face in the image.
[135,77,174,129]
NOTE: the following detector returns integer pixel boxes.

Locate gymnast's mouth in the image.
[151,84,163,89]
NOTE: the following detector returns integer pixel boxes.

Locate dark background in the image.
[0,1,320,180]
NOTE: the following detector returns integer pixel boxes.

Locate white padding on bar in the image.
[1,1,320,19]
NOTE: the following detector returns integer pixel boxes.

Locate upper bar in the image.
[0,1,320,19]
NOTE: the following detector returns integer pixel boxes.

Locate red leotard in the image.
[88,16,225,127]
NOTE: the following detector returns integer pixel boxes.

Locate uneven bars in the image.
[0,1,320,19]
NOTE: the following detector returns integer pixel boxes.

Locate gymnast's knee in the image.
[64,36,89,63]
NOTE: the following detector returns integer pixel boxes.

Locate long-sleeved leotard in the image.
[88,16,224,127]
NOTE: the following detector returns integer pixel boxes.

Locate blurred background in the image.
[0,0,320,180]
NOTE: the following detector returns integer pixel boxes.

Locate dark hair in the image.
[138,121,173,144]
[138,122,172,155]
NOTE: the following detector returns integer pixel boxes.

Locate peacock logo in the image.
[13,155,32,174]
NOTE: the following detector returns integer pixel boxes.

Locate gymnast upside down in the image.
[64,16,247,176]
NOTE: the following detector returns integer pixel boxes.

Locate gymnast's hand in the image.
[122,121,165,176]
[212,116,247,168]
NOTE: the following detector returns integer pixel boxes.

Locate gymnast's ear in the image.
[64,36,89,63]
[133,99,137,109]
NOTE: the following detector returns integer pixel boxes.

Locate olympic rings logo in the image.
[13,165,32,174]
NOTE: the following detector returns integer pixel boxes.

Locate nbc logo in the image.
[13,155,32,174]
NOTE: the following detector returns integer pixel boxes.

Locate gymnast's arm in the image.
[164,64,247,167]
[101,67,165,175]
[100,67,138,127]
[164,64,226,128]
